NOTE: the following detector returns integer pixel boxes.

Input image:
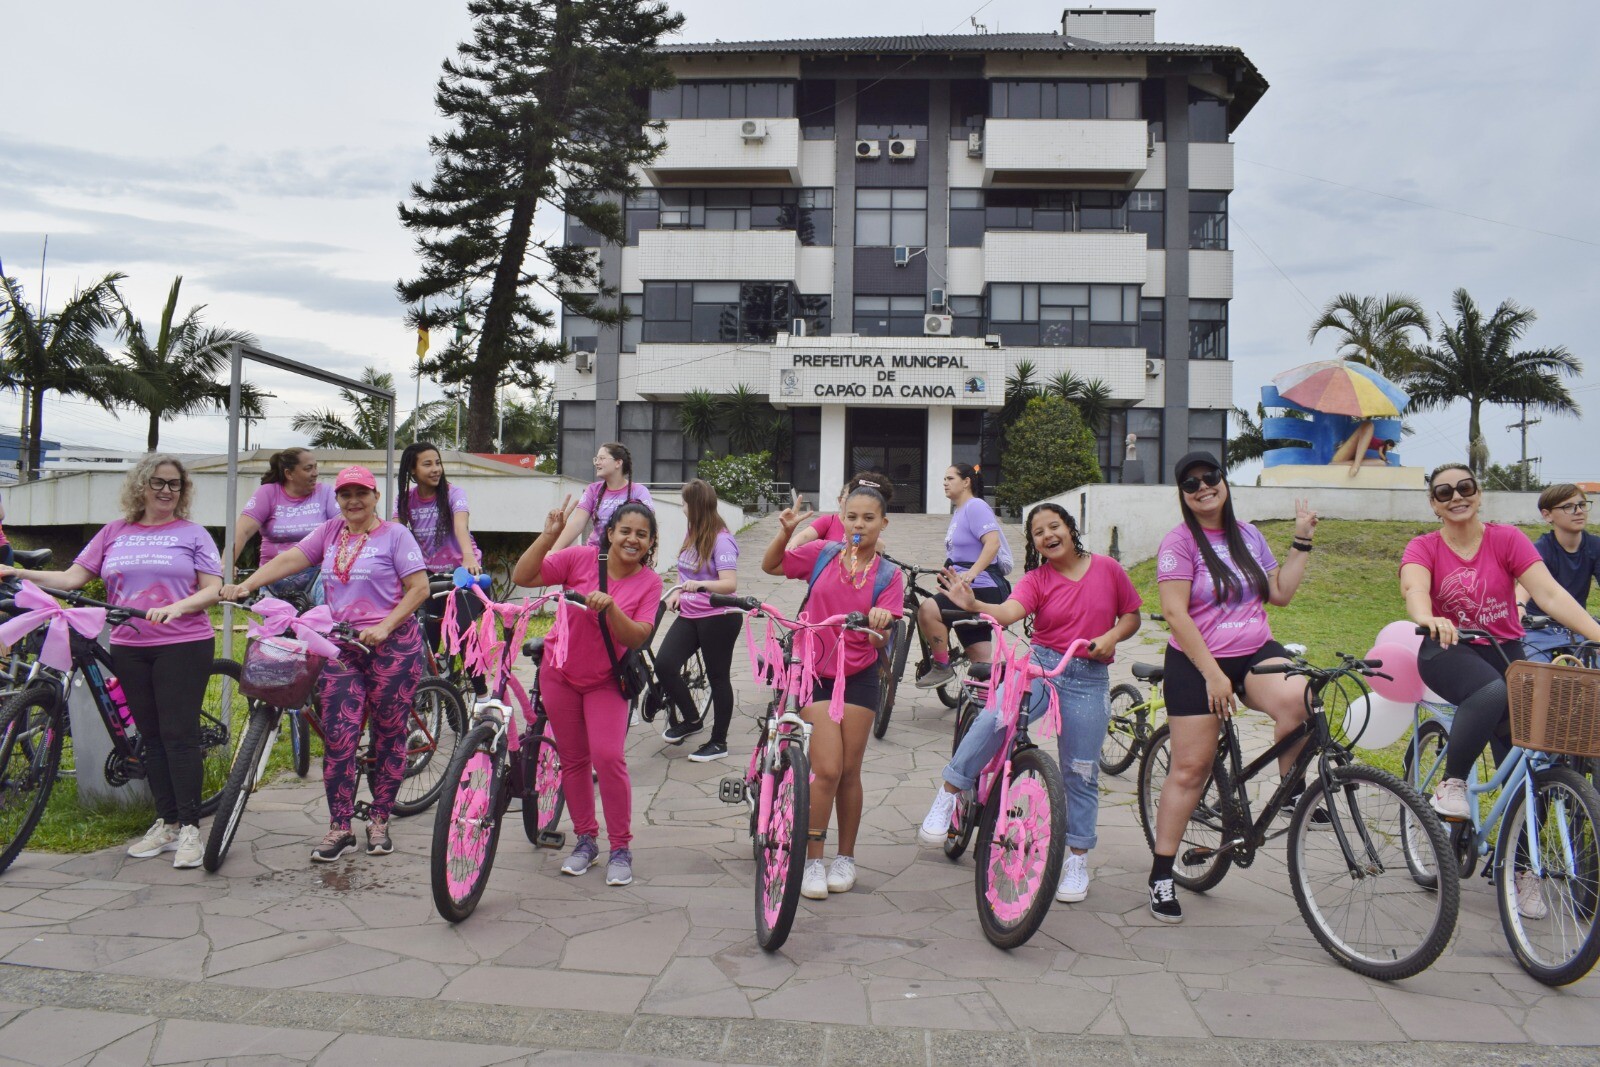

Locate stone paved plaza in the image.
[0,515,1596,1064]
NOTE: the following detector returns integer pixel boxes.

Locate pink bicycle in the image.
[710,594,875,951]
[430,586,579,922]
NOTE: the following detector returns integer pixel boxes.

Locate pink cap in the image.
[333,465,378,493]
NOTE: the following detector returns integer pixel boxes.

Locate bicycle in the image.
[1403,626,1600,986]
[1136,651,1461,981]
[874,553,969,738]
[430,589,579,923]
[1099,614,1169,776]
[634,595,714,733]
[0,581,241,874]
[204,598,467,871]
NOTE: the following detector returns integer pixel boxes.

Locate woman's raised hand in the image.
[777,489,814,536]
[1294,498,1319,540]
[544,494,575,538]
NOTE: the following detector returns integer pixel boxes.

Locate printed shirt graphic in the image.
[242,483,340,563]
[1527,530,1600,618]
[74,519,223,646]
[579,481,655,547]
[783,540,904,677]
[1400,524,1542,642]
[1156,522,1278,657]
[944,497,1004,588]
[296,519,427,628]
[395,485,478,570]
[541,545,664,692]
[676,531,740,619]
[1013,555,1142,656]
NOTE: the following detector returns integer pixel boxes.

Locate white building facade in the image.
[552,7,1266,513]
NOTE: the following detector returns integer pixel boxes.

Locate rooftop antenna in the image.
[971,16,987,34]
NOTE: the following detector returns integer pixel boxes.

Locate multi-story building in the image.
[552,7,1266,513]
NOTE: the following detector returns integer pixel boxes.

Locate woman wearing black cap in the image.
[1146,452,1317,923]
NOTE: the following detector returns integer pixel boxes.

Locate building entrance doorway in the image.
[846,408,926,513]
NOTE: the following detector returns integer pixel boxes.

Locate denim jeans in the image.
[940,647,1111,851]
[266,565,325,607]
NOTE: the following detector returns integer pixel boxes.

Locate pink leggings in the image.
[541,669,632,849]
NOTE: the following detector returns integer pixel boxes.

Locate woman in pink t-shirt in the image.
[763,485,904,901]
[3,455,222,869]
[1400,463,1600,826]
[1147,452,1318,925]
[552,442,655,550]
[224,465,429,862]
[232,448,338,605]
[923,503,1140,904]
[513,497,663,888]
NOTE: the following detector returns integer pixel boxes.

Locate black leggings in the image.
[1417,638,1522,780]
[654,613,743,744]
[111,638,215,826]
[423,590,487,697]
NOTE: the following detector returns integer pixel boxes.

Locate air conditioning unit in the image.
[855,139,881,159]
[1145,358,1160,377]
[740,119,768,141]
[893,245,912,267]
[966,132,983,158]
[929,288,946,309]
[575,351,594,374]
[924,314,954,337]
[887,138,917,161]
[791,317,808,337]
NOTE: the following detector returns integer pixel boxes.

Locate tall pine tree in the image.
[398,0,681,449]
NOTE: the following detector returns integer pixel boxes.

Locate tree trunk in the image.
[27,386,44,481]
[147,412,161,452]
[1467,402,1484,475]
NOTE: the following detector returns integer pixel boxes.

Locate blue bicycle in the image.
[1403,627,1600,986]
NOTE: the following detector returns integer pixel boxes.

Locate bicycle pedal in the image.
[535,830,566,850]
[1182,846,1217,864]
[719,777,746,804]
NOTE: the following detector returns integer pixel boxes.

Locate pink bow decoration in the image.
[0,580,107,672]
[246,597,341,659]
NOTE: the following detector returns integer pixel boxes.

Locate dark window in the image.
[1189,299,1228,360]
[1078,190,1126,231]
[1190,191,1228,250]
[1128,191,1164,249]
[1189,409,1226,472]
[990,80,1142,121]
[949,79,987,139]
[799,80,835,140]
[955,189,1152,237]
[854,295,925,337]
[1188,88,1228,143]
[794,293,832,337]
[987,283,1140,348]
[948,295,984,338]
[1139,298,1163,358]
[558,401,597,480]
[948,189,985,247]
[855,188,927,247]
[1141,80,1166,141]
[621,294,642,353]
[856,79,929,141]
[565,214,604,247]
[627,188,831,245]
[642,282,826,344]
[624,190,659,244]
[953,409,1003,488]
[649,81,797,120]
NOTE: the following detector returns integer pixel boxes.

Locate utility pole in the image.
[1508,401,1541,490]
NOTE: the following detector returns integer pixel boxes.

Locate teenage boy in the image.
[1521,483,1600,658]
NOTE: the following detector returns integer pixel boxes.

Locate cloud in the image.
[202,262,401,320]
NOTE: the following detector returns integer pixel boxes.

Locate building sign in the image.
[771,349,1005,408]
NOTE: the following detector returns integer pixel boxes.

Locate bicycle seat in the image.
[965,661,992,684]
[10,548,51,568]
[1131,662,1163,684]
[522,637,545,665]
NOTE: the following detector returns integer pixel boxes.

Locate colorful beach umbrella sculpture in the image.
[1271,360,1409,418]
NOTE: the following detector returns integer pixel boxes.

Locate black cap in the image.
[1173,450,1222,484]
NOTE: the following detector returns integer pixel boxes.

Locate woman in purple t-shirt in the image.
[3,455,222,869]
[655,480,742,760]
[916,463,1011,689]
[1146,452,1317,925]
[224,465,429,862]
[232,448,338,606]
[553,442,655,550]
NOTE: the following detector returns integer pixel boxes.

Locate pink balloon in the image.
[1366,641,1425,703]
[1375,620,1424,654]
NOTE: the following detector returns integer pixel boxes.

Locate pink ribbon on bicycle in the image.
[245,596,341,659]
[0,580,106,672]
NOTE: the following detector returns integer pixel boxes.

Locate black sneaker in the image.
[1149,878,1183,924]
[311,829,357,863]
[662,719,704,745]
[688,740,728,763]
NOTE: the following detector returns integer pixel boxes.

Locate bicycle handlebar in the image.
[46,586,149,621]
[878,553,943,577]
[709,592,762,612]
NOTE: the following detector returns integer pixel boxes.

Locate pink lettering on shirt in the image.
[1399,524,1542,642]
[395,485,478,570]
[242,483,340,564]
[1156,522,1278,658]
[74,519,222,646]
[295,520,426,628]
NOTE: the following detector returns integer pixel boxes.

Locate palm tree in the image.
[0,272,125,480]
[497,393,557,453]
[1046,370,1114,433]
[1307,292,1431,378]
[676,389,720,451]
[720,383,770,455]
[291,366,404,449]
[1405,289,1581,474]
[112,276,262,450]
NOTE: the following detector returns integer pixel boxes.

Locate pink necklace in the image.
[840,537,872,591]
[332,521,378,582]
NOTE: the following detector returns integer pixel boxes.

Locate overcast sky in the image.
[3,0,1596,480]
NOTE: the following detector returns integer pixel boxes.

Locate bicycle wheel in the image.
[197,660,249,817]
[943,695,983,861]
[1136,723,1233,892]
[874,619,909,740]
[0,684,65,875]
[1496,765,1600,986]
[203,706,278,872]
[755,742,810,952]
[520,730,566,844]
[1287,764,1459,981]
[289,711,312,778]
[430,722,505,922]
[384,678,466,817]
[684,652,715,726]
[1099,683,1144,776]
[1401,720,1475,883]
[974,746,1066,949]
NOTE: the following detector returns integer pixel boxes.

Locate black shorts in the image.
[808,667,880,711]
[933,586,1008,649]
[1162,640,1294,717]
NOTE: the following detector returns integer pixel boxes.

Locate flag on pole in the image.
[416,300,430,358]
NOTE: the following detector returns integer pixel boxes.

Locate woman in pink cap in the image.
[223,465,429,861]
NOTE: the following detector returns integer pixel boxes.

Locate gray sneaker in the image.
[561,834,599,876]
[916,662,956,689]
[606,847,633,886]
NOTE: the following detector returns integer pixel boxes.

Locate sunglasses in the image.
[1179,469,1224,494]
[147,477,184,493]
[1430,477,1479,503]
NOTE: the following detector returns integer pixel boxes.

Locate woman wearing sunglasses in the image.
[1400,464,1600,824]
[1147,452,1318,923]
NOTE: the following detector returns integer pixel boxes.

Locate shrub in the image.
[995,395,1102,510]
[696,451,775,508]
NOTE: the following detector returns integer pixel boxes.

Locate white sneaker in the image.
[801,858,828,900]
[1431,777,1470,820]
[172,825,202,869]
[127,820,179,858]
[827,855,856,893]
[1516,869,1548,921]
[916,663,956,689]
[1056,852,1090,902]
[918,789,959,847]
